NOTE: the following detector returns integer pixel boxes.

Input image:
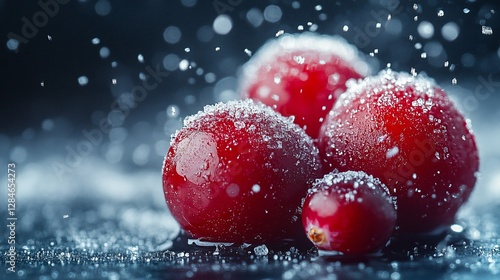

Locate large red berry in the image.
[302,171,396,254]
[240,32,371,139]
[319,70,479,235]
[163,99,322,243]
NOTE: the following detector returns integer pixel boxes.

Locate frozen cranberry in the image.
[302,171,396,254]
[163,99,322,243]
[319,70,479,236]
[239,32,371,139]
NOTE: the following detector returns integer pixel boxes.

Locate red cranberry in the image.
[318,70,479,235]
[163,99,322,243]
[302,171,396,254]
[240,32,370,139]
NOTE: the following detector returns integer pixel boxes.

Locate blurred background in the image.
[0,0,499,278]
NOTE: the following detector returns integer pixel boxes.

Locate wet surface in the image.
[1,196,499,279]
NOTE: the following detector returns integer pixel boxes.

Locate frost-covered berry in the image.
[318,70,479,235]
[240,32,371,139]
[163,99,322,243]
[302,171,397,254]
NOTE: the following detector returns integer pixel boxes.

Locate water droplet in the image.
[137,54,144,63]
[482,26,493,35]
[293,55,305,64]
[179,59,189,71]
[441,22,460,41]
[78,76,89,86]
[254,244,269,256]
[450,224,464,233]
[246,8,264,28]
[163,26,182,44]
[6,38,19,51]
[166,105,180,118]
[418,21,434,38]
[226,183,240,197]
[213,15,233,35]
[233,121,245,130]
[386,146,399,158]
[263,5,282,23]
[99,47,110,58]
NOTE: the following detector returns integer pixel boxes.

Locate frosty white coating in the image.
[239,32,372,93]
[180,99,317,155]
[310,170,396,209]
[337,69,446,112]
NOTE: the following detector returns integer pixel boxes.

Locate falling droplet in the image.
[482,26,493,35]
[137,54,144,63]
[78,76,89,86]
[451,78,457,85]
[437,10,444,17]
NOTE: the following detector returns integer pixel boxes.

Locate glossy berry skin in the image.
[240,32,370,139]
[302,171,396,254]
[163,99,322,243]
[319,70,479,236]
